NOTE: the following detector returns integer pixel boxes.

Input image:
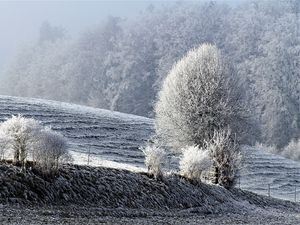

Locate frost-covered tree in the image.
[39,21,66,44]
[179,146,211,183]
[226,0,300,148]
[142,143,166,179]
[32,127,70,172]
[0,115,42,169]
[155,44,245,150]
[0,115,71,172]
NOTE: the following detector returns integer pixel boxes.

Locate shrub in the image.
[179,146,212,183]
[254,142,277,154]
[281,139,300,161]
[32,127,71,172]
[257,140,300,161]
[206,129,241,188]
[142,144,166,179]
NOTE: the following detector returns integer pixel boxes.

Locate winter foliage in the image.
[206,129,241,188]
[155,44,245,150]
[142,144,166,179]
[179,146,212,183]
[0,115,71,171]
[281,139,300,161]
[261,139,300,162]
[0,115,42,168]
[32,127,70,172]
[154,44,243,187]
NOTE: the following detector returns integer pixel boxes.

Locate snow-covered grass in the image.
[70,151,146,173]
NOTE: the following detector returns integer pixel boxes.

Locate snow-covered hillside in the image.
[0,95,154,171]
[0,95,299,202]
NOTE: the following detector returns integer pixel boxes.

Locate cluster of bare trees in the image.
[0,115,71,172]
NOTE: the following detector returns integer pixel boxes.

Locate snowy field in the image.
[0,95,299,202]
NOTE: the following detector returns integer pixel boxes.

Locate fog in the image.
[0,0,246,70]
[0,0,164,69]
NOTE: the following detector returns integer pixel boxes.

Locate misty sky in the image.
[0,0,164,70]
[0,0,242,70]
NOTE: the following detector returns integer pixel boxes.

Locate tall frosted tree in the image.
[155,44,245,150]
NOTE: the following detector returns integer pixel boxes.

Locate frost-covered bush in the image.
[207,129,241,188]
[142,144,166,179]
[0,115,42,168]
[257,140,300,161]
[179,146,212,183]
[278,139,300,161]
[255,142,278,155]
[32,127,71,172]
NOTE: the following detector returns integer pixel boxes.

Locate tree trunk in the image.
[13,150,20,164]
[213,166,219,184]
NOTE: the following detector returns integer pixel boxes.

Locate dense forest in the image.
[0,0,299,149]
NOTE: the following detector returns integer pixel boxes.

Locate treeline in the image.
[0,0,299,148]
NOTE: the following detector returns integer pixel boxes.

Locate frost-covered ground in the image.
[0,163,300,225]
[0,95,299,202]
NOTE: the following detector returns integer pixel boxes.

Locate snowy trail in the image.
[0,95,300,201]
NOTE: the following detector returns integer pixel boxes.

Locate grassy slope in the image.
[0,163,298,216]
